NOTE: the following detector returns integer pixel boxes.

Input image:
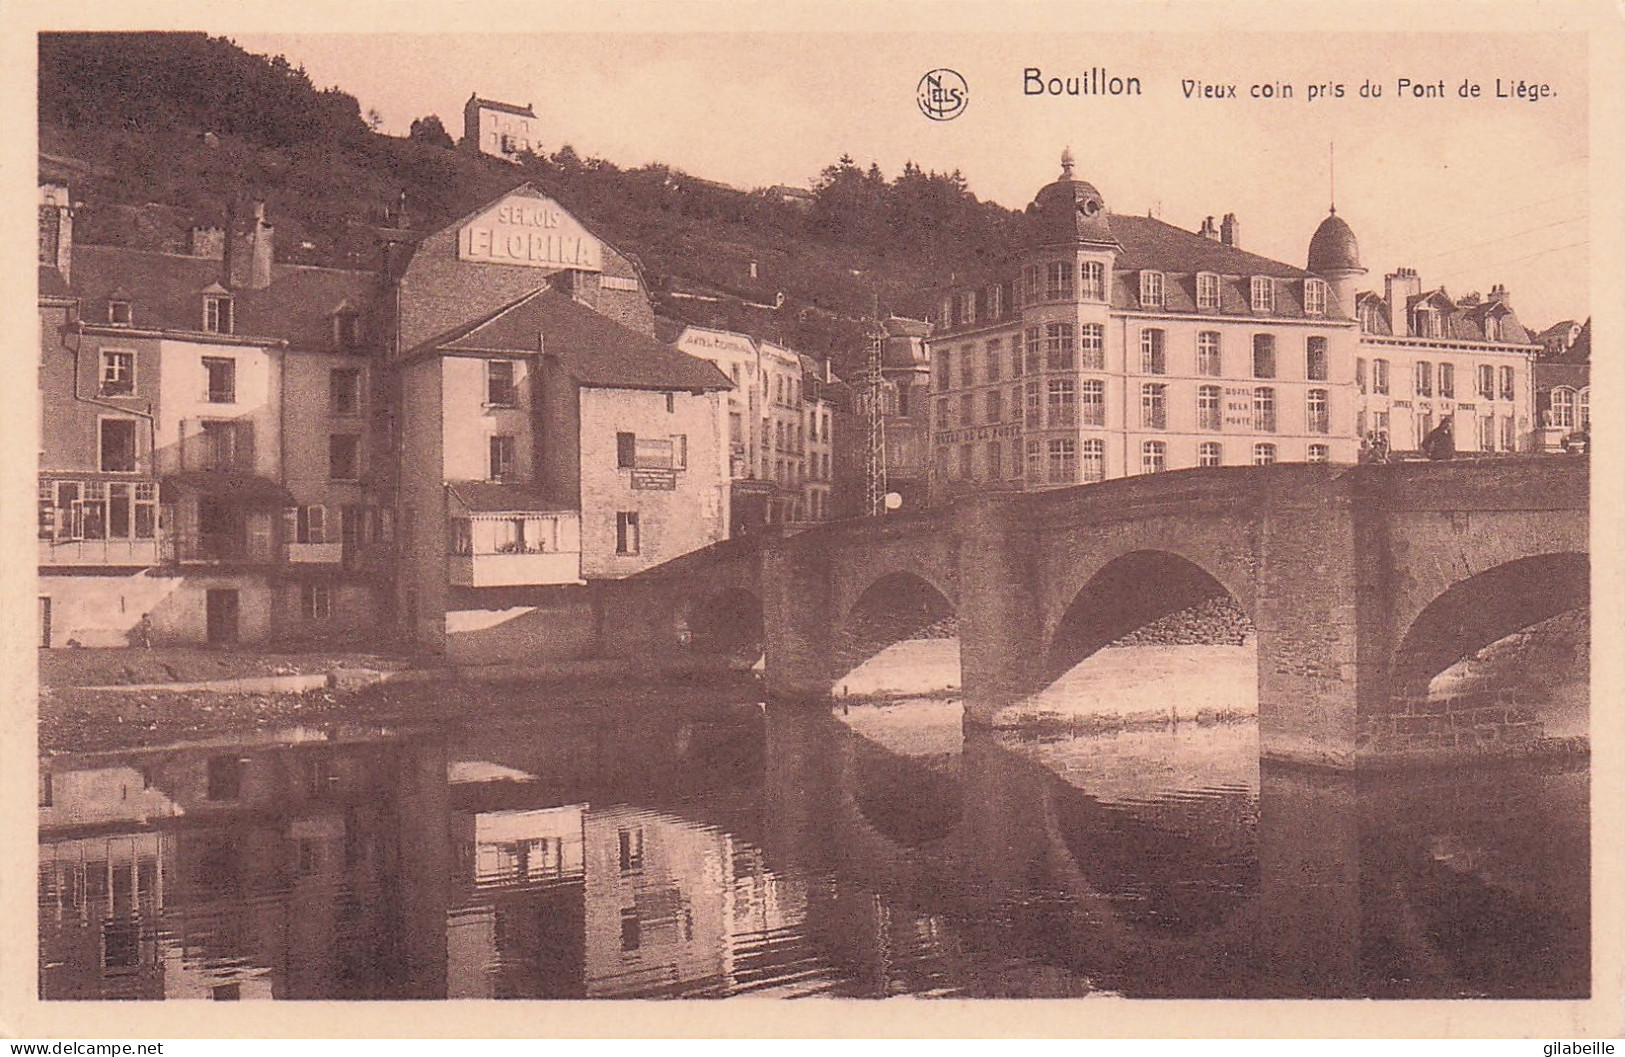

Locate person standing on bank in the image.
[1421,416,1455,461]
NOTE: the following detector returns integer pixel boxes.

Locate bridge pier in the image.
[761,530,838,701]
[954,497,1045,728]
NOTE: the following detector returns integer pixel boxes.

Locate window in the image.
[985,389,1003,424]
[936,349,952,391]
[1549,387,1574,428]
[1373,359,1390,395]
[1048,380,1077,427]
[936,398,953,431]
[1304,279,1327,316]
[1356,357,1368,394]
[960,350,975,387]
[1251,335,1276,378]
[1079,324,1105,370]
[1250,277,1274,313]
[1140,329,1166,374]
[1024,328,1042,373]
[960,393,975,427]
[1198,385,1222,431]
[489,434,516,480]
[1253,443,1277,466]
[1080,261,1106,301]
[671,434,688,470]
[334,311,361,348]
[1196,273,1220,311]
[987,441,1002,480]
[329,435,361,481]
[201,420,242,470]
[1011,385,1025,423]
[1081,439,1105,482]
[99,419,137,473]
[1199,442,1223,467]
[1416,409,1434,445]
[1578,389,1589,431]
[1478,365,1496,400]
[985,340,1002,382]
[100,351,134,396]
[1025,439,1043,480]
[1472,415,1492,452]
[1140,383,1167,430]
[1139,271,1164,308]
[1021,264,1042,305]
[108,300,132,326]
[1254,387,1277,432]
[1307,444,1330,463]
[1499,366,1516,402]
[1197,332,1221,376]
[1416,308,1443,338]
[1141,441,1166,474]
[615,512,640,555]
[1025,382,1042,426]
[1080,380,1104,426]
[1048,439,1077,484]
[1307,389,1330,434]
[487,360,516,406]
[1501,416,1516,452]
[1045,323,1075,370]
[330,368,361,416]
[1306,337,1328,381]
[1439,362,1455,399]
[959,443,974,479]
[203,357,236,403]
[619,828,645,872]
[1046,261,1074,301]
[203,295,233,335]
[301,582,331,620]
[617,431,636,467]
[1359,301,1380,333]
[1415,361,1433,397]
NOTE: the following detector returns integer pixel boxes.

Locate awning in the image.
[161,471,295,507]
[447,481,576,515]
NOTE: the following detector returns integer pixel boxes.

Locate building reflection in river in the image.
[39,695,1588,1000]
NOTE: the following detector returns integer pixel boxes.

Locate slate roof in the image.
[1109,214,1317,280]
[1535,361,1589,390]
[428,287,733,392]
[38,266,70,298]
[67,245,380,349]
[1356,285,1534,344]
[469,96,536,118]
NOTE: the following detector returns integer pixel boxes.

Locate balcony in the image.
[446,485,582,587]
[39,537,161,567]
[450,548,581,588]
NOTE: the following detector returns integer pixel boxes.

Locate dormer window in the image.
[108,300,132,326]
[203,294,234,335]
[1358,301,1380,333]
[1139,271,1164,308]
[1250,277,1275,314]
[1304,279,1327,317]
[1415,306,1443,338]
[1196,273,1220,311]
[334,310,361,349]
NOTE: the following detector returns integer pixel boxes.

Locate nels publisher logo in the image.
[917,69,968,121]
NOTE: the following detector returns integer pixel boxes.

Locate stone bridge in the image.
[603,458,1588,769]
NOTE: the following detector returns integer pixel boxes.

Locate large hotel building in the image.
[926,151,1539,498]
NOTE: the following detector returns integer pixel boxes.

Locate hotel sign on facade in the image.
[459,194,603,271]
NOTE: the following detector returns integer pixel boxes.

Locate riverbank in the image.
[39,657,763,755]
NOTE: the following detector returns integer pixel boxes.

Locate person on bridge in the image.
[1420,417,1456,461]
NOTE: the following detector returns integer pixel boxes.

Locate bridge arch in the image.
[833,571,960,691]
[1389,551,1588,701]
[1044,548,1252,684]
[685,586,764,660]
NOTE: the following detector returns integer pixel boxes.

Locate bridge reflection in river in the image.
[39,692,1587,1000]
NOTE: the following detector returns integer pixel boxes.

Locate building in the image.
[38,180,732,657]
[841,316,934,516]
[1534,317,1590,452]
[671,323,845,533]
[462,95,539,163]
[1352,272,1540,456]
[922,151,1538,499]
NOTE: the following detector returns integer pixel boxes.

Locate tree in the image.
[408,114,455,149]
[365,107,385,132]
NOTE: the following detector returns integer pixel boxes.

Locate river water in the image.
[37,689,1588,1000]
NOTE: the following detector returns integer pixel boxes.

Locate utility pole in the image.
[864,295,889,517]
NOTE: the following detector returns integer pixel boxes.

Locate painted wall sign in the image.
[631,469,678,490]
[459,195,603,271]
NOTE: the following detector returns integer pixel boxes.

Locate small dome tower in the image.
[1307,207,1365,316]
[1026,148,1118,250]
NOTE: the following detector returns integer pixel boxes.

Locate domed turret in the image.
[1026,148,1117,248]
[1307,208,1363,275]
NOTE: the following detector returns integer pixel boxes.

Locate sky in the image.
[228,30,1586,329]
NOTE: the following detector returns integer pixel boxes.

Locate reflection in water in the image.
[40,693,1587,999]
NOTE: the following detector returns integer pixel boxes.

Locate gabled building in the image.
[1535,317,1590,452]
[462,95,539,163]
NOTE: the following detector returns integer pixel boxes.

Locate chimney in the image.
[38,183,74,284]
[1220,213,1240,248]
[1385,268,1422,337]
[1488,282,1510,305]
[229,202,275,290]
[1198,215,1220,240]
